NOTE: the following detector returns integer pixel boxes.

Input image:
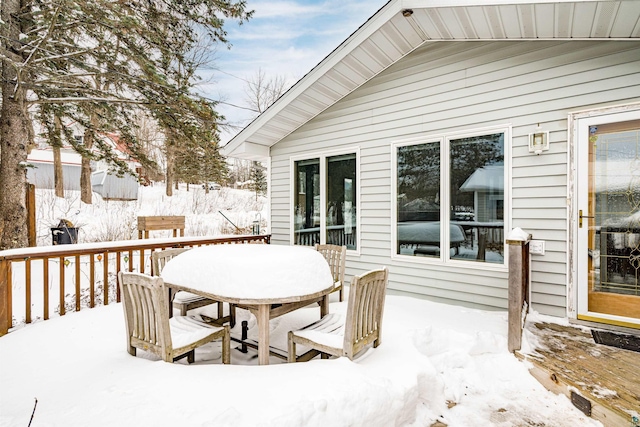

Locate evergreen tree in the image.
[249,161,267,201]
[0,0,252,249]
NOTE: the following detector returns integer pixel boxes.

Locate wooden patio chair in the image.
[287,267,389,362]
[151,248,220,318]
[315,244,347,301]
[118,271,230,364]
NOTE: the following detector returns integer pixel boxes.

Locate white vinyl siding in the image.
[269,40,640,315]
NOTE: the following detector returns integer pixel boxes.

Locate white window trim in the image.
[391,125,511,271]
[289,147,361,254]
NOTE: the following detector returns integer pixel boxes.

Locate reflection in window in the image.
[397,142,441,258]
[293,154,357,249]
[395,132,505,264]
[294,159,320,245]
[450,133,504,263]
[327,154,357,249]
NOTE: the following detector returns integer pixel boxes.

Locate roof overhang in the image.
[221,0,640,160]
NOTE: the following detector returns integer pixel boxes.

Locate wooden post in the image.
[26,183,36,247]
[0,260,11,336]
[507,235,531,352]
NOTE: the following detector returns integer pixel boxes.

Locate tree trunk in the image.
[0,0,30,250]
[80,122,96,204]
[53,145,64,197]
[53,116,64,198]
[165,153,173,197]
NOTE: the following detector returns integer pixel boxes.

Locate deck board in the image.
[517,321,640,426]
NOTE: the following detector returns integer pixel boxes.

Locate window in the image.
[395,130,506,264]
[293,152,357,250]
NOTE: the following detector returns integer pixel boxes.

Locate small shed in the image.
[91,170,139,201]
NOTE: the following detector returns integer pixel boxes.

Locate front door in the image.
[577,109,640,328]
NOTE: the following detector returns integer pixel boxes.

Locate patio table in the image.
[397,221,466,254]
[160,244,335,365]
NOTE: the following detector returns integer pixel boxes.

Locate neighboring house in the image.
[27,132,141,200]
[26,147,83,191]
[222,0,640,332]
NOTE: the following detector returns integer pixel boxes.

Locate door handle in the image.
[579,210,594,228]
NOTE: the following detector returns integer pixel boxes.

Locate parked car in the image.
[453,212,474,221]
[202,182,221,190]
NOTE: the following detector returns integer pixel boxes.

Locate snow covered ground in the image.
[0,295,600,427]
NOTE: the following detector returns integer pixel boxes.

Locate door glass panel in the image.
[590,121,640,298]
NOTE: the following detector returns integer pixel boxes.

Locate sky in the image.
[196,0,387,145]
[0,185,605,427]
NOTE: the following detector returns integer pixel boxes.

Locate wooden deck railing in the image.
[294,225,357,248]
[0,234,271,336]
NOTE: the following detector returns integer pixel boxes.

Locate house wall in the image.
[27,162,82,191]
[269,40,640,316]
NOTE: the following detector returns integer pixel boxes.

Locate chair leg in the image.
[230,304,237,328]
[339,286,343,302]
[217,302,224,320]
[187,350,195,364]
[127,345,136,357]
[287,332,296,363]
[222,326,230,364]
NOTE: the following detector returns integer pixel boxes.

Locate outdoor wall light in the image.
[402,9,414,17]
[528,124,549,155]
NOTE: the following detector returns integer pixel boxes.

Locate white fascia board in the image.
[223,0,402,153]
[221,141,270,161]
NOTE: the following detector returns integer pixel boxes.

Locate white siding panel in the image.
[533,4,555,38]
[498,5,522,38]
[572,2,598,38]
[466,7,493,39]
[269,40,640,318]
[613,2,640,37]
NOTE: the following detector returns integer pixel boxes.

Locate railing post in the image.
[507,231,531,352]
[26,183,36,247]
[0,259,11,335]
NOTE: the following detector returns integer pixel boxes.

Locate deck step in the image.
[516,321,640,427]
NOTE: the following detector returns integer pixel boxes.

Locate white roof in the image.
[27,148,82,166]
[460,164,505,192]
[222,0,640,160]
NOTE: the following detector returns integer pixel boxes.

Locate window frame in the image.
[391,125,511,270]
[289,148,361,254]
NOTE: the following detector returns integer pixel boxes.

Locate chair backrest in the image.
[315,244,346,285]
[151,247,190,276]
[118,271,173,361]
[343,267,389,358]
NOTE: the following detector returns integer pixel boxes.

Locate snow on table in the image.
[160,244,334,301]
